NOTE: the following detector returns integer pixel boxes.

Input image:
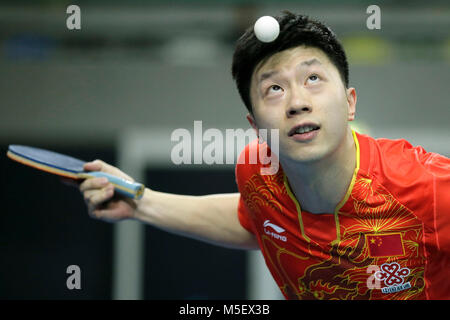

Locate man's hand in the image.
[72,160,257,249]
[79,160,139,223]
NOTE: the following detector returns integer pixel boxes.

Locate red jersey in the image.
[235,130,450,300]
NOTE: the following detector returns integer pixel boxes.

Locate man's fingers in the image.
[91,199,134,222]
[83,160,103,172]
[91,209,107,221]
[84,185,114,206]
[91,209,118,223]
[80,177,109,192]
[84,159,134,182]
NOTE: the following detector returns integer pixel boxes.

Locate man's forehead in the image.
[253,46,331,80]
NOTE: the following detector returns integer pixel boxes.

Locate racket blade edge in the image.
[7,150,79,179]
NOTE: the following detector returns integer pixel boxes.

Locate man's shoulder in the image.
[358,132,449,184]
[235,138,281,185]
[235,138,268,173]
[361,132,447,170]
[367,133,427,159]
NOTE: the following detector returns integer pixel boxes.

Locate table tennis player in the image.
[78,11,450,300]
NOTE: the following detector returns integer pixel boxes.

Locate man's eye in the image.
[306,74,320,84]
[267,85,282,94]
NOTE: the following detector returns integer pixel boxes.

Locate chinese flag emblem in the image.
[366,233,404,257]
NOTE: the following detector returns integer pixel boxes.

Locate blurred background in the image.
[0,0,449,299]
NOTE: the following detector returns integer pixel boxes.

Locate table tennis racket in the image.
[7,144,145,200]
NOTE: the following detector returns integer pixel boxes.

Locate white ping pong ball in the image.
[254,16,280,43]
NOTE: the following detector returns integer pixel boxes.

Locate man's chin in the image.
[280,150,326,165]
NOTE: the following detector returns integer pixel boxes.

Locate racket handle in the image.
[85,171,145,200]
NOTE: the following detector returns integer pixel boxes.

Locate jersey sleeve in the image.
[237,195,256,234]
[421,152,450,252]
[234,139,260,235]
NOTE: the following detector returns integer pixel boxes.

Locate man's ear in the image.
[346,87,357,121]
[246,113,259,136]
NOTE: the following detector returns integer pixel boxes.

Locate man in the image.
[79,12,450,299]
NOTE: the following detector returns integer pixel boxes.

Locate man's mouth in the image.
[288,123,321,136]
[288,123,321,141]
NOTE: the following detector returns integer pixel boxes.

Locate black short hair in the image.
[231,11,349,114]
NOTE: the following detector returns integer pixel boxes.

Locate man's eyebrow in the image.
[299,58,322,67]
[258,58,322,84]
[258,70,279,84]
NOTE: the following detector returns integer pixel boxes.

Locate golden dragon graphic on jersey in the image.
[243,171,426,299]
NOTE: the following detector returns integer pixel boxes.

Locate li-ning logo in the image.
[263,220,287,242]
[374,262,411,294]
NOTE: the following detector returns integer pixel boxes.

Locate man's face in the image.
[248,46,356,164]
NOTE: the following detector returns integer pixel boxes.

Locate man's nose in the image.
[285,88,312,117]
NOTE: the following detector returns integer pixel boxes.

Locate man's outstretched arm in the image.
[79,160,259,250]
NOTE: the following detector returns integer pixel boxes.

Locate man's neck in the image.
[281,129,357,214]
